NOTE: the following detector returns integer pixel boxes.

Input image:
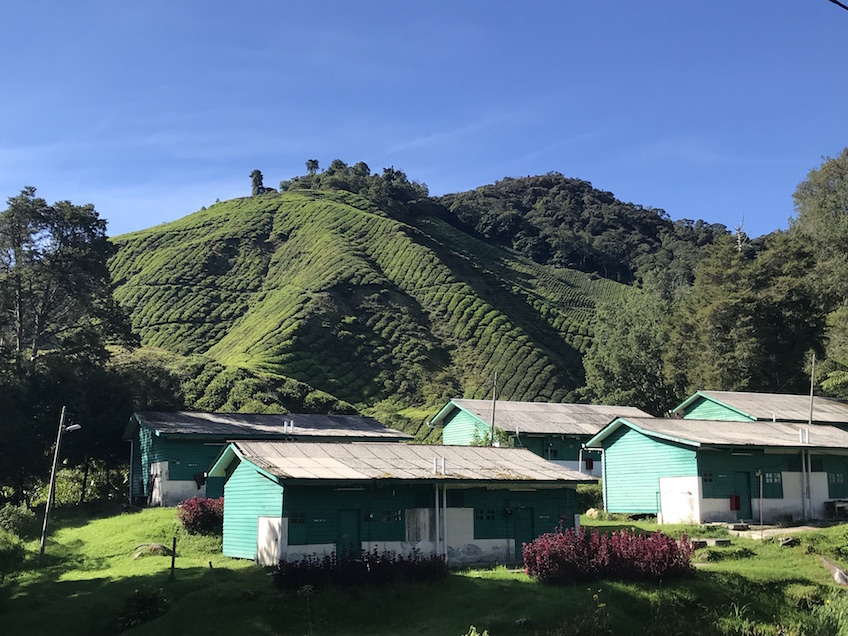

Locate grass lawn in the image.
[3,507,848,635]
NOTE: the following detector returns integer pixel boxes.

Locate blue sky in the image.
[1,1,845,238]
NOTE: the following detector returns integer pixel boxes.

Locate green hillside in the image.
[109,188,632,421]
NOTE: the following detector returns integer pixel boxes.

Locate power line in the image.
[827,0,848,12]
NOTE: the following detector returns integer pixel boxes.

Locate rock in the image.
[779,536,799,547]
[133,543,175,559]
[821,557,848,586]
[585,508,600,519]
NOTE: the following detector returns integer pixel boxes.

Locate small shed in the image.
[585,416,848,524]
[429,399,653,476]
[207,441,592,566]
[673,390,848,426]
[124,411,411,506]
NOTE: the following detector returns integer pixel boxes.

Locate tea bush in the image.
[0,529,26,584]
[117,587,170,629]
[523,526,693,583]
[176,497,223,535]
[273,548,448,589]
[0,503,37,539]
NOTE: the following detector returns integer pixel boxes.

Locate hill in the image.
[109,186,633,427]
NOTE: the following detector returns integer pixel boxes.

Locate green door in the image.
[734,472,752,520]
[513,507,534,561]
[337,509,361,559]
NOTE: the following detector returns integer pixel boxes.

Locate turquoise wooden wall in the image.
[132,425,225,500]
[603,426,697,514]
[682,398,754,421]
[442,408,489,444]
[222,459,284,559]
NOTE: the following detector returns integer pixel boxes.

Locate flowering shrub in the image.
[523,526,693,583]
[176,497,223,535]
[273,548,448,589]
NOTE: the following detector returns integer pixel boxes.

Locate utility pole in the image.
[39,407,81,566]
[489,372,497,446]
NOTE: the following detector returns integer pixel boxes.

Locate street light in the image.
[39,406,81,566]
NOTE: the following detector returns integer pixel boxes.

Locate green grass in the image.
[5,508,848,635]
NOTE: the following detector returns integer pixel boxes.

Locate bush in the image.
[523,526,693,584]
[117,587,170,629]
[0,529,26,584]
[176,497,223,535]
[577,481,603,512]
[0,503,38,539]
[273,548,448,590]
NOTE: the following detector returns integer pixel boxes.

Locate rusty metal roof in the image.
[432,399,653,435]
[225,441,593,483]
[126,411,411,440]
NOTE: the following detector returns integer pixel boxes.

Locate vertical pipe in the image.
[801,449,808,521]
[600,449,608,511]
[807,449,814,519]
[442,485,448,563]
[578,447,584,474]
[434,483,440,557]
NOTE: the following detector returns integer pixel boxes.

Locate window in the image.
[702,473,713,483]
[290,510,306,525]
[763,472,783,499]
[474,508,500,539]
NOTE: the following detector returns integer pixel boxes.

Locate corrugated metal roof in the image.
[231,441,593,482]
[678,391,848,423]
[439,399,653,435]
[129,411,411,439]
[599,417,848,449]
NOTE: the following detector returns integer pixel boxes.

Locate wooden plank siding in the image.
[603,426,697,514]
[222,460,284,559]
[137,426,165,498]
[442,409,489,445]
[681,399,754,421]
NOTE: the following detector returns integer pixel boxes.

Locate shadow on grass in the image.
[2,558,832,636]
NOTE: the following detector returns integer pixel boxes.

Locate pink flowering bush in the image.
[176,497,224,535]
[523,526,693,583]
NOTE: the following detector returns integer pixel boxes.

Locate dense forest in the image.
[1,149,846,504]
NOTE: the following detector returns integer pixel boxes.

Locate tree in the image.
[0,188,132,362]
[0,188,136,503]
[791,148,848,305]
[305,159,320,175]
[582,293,681,415]
[250,170,265,196]
[664,234,823,393]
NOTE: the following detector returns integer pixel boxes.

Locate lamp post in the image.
[39,406,81,566]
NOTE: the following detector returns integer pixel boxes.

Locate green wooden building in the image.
[429,399,652,476]
[208,441,592,566]
[673,390,848,426]
[124,411,411,506]
[585,416,848,524]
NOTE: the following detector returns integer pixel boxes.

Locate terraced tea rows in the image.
[110,190,630,412]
